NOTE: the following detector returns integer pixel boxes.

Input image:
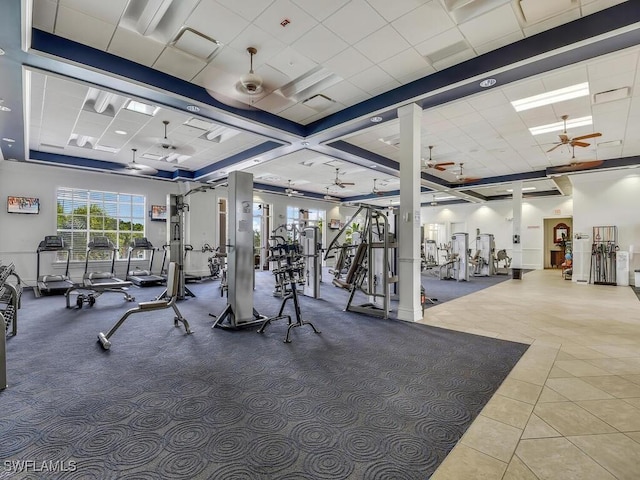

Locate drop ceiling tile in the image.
[458,4,521,48]
[466,89,510,111]
[153,48,208,81]
[227,25,286,66]
[392,1,456,46]
[322,81,370,106]
[253,92,297,113]
[253,0,318,44]
[278,102,317,122]
[355,25,412,64]
[302,102,345,124]
[55,5,116,50]
[414,27,466,57]
[324,0,387,44]
[108,27,166,67]
[581,0,628,16]
[379,48,432,82]
[541,66,588,91]
[32,0,57,32]
[502,78,547,102]
[323,47,375,80]
[432,49,476,71]
[216,0,273,21]
[60,0,128,24]
[368,78,402,97]
[474,30,525,56]
[396,65,437,84]
[266,46,318,81]
[292,0,349,21]
[523,8,581,37]
[367,0,428,22]
[185,1,249,44]
[292,24,348,64]
[349,66,397,95]
[588,52,639,80]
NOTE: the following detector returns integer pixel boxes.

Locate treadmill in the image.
[35,235,74,296]
[64,236,135,308]
[126,238,165,287]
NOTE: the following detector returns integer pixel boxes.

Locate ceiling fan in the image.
[236,47,263,96]
[141,120,195,160]
[451,163,481,184]
[124,148,158,175]
[547,145,604,174]
[285,180,303,197]
[332,168,355,188]
[546,115,602,153]
[423,145,455,171]
[371,179,384,196]
[324,187,339,200]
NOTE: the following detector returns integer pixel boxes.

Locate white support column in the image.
[511,181,523,277]
[397,103,422,321]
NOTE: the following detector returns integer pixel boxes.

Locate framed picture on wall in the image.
[150,204,167,221]
[329,218,340,229]
[7,196,40,214]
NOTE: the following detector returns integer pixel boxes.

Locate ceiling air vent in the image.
[519,0,573,24]
[593,87,631,105]
[302,94,335,112]
[171,27,222,62]
[276,66,341,102]
[440,0,512,23]
[424,41,471,66]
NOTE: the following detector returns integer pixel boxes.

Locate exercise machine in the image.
[325,205,397,319]
[35,235,75,296]
[590,225,618,285]
[440,233,468,281]
[97,262,192,350]
[125,238,165,287]
[65,236,135,308]
[423,240,438,269]
[493,249,512,275]
[471,233,495,276]
[257,238,321,342]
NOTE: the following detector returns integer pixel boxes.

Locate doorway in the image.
[543,217,572,269]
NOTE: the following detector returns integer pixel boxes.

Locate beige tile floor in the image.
[422,269,640,480]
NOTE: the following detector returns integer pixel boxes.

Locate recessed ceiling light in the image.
[370,164,377,168]
[370,116,383,123]
[479,78,497,88]
[0,105,11,112]
[2,138,15,142]
[253,158,261,163]
[529,116,592,136]
[114,130,127,135]
[301,141,309,146]
[186,105,200,112]
[511,82,589,112]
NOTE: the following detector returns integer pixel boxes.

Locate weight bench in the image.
[97,262,192,350]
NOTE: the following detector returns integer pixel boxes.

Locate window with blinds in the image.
[56,187,146,261]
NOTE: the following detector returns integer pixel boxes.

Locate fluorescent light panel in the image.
[125,100,159,116]
[511,82,589,112]
[529,116,592,136]
[506,187,536,192]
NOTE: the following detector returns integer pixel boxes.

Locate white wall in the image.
[0,161,365,282]
[420,196,574,270]
[571,169,640,284]
[0,161,179,282]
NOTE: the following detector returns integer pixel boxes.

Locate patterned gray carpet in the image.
[1,271,528,479]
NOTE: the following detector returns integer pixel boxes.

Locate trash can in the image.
[511,268,522,280]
